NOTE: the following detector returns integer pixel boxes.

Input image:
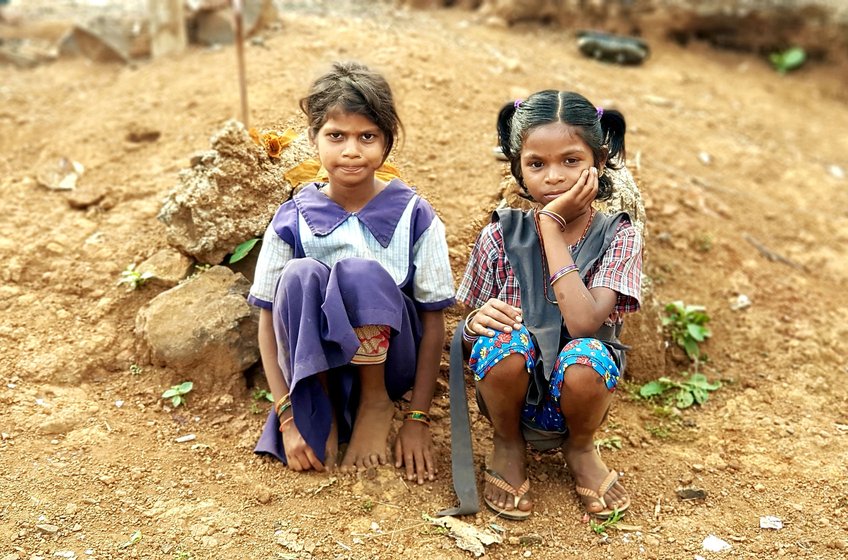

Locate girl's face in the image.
[313,109,387,191]
[519,122,602,204]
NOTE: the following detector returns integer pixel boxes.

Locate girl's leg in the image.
[339,362,396,471]
[477,354,533,514]
[558,347,629,514]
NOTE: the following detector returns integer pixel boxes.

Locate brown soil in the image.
[2,2,848,559]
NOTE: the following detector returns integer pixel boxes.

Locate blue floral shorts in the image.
[469,325,620,432]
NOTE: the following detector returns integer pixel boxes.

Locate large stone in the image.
[137,248,195,288]
[188,0,278,46]
[135,266,259,390]
[157,120,310,264]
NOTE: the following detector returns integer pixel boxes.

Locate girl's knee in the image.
[279,258,329,284]
[478,353,527,383]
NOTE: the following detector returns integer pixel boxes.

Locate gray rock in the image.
[158,119,311,264]
[189,0,278,46]
[135,266,259,390]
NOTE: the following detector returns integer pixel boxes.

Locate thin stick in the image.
[232,0,249,127]
[743,234,806,271]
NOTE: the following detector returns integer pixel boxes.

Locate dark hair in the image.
[496,90,626,200]
[300,61,402,161]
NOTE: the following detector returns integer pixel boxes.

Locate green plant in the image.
[129,363,143,376]
[162,381,194,408]
[589,508,625,535]
[118,530,143,549]
[639,372,721,409]
[118,264,153,290]
[173,552,193,560]
[594,436,622,451]
[252,388,274,402]
[229,238,260,264]
[361,499,374,513]
[645,423,672,439]
[662,301,711,361]
[769,46,805,74]
[693,232,713,253]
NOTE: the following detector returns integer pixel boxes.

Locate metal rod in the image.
[232,0,248,127]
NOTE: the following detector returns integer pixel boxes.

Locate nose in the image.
[342,138,360,158]
[545,165,565,184]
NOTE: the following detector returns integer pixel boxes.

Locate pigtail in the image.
[599,108,626,165]
[496,101,527,192]
[595,108,626,200]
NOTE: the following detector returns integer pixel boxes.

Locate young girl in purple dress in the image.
[456,90,642,519]
[249,62,454,484]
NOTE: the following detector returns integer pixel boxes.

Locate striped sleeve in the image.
[411,213,455,310]
[248,216,295,310]
[588,222,642,315]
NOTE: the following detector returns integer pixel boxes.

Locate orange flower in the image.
[264,133,283,158]
[248,127,261,146]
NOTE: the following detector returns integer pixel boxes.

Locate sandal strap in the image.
[485,470,530,499]
[597,470,619,496]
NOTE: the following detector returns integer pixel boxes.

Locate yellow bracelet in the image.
[275,393,291,416]
[463,308,482,337]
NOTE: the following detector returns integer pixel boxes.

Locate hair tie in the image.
[514,99,523,109]
[596,107,604,118]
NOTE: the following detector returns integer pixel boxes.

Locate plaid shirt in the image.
[456,217,642,324]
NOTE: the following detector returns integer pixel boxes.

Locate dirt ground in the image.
[2,1,848,559]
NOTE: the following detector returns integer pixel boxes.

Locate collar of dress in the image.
[293,179,415,248]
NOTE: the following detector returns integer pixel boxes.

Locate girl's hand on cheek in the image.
[543,168,596,222]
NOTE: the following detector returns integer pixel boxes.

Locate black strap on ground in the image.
[436,320,479,516]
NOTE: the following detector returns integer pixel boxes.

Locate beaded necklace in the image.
[535,207,595,304]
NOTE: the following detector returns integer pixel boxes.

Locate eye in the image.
[361,132,377,142]
[564,157,580,165]
[327,132,343,140]
[526,160,543,169]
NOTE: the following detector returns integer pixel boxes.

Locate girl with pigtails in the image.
[456,90,643,520]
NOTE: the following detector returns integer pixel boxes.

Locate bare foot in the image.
[339,398,394,471]
[563,443,629,515]
[324,415,339,471]
[484,435,532,515]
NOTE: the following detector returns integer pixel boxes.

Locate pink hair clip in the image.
[596,107,604,118]
[514,99,523,109]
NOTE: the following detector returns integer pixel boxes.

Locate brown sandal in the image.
[483,469,532,520]
[575,470,631,519]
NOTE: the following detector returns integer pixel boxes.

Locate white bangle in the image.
[463,308,482,338]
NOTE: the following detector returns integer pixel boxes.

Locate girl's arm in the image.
[394,309,444,484]
[258,309,324,471]
[538,218,618,336]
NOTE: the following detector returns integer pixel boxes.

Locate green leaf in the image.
[683,338,700,360]
[675,389,694,409]
[177,381,194,394]
[171,395,183,407]
[691,386,708,404]
[687,323,706,342]
[229,238,260,264]
[640,381,669,398]
[162,388,178,398]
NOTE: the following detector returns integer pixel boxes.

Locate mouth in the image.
[339,166,364,174]
[543,190,567,201]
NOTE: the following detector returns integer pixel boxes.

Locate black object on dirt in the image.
[577,31,650,65]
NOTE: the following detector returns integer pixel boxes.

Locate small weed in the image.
[252,388,274,403]
[361,499,374,513]
[162,381,194,408]
[770,46,805,74]
[173,552,193,560]
[589,508,625,535]
[594,436,622,451]
[640,372,722,409]
[129,363,143,376]
[117,264,153,291]
[229,238,261,264]
[645,423,672,439]
[250,402,262,415]
[662,301,711,362]
[118,530,143,549]
[693,232,713,252]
